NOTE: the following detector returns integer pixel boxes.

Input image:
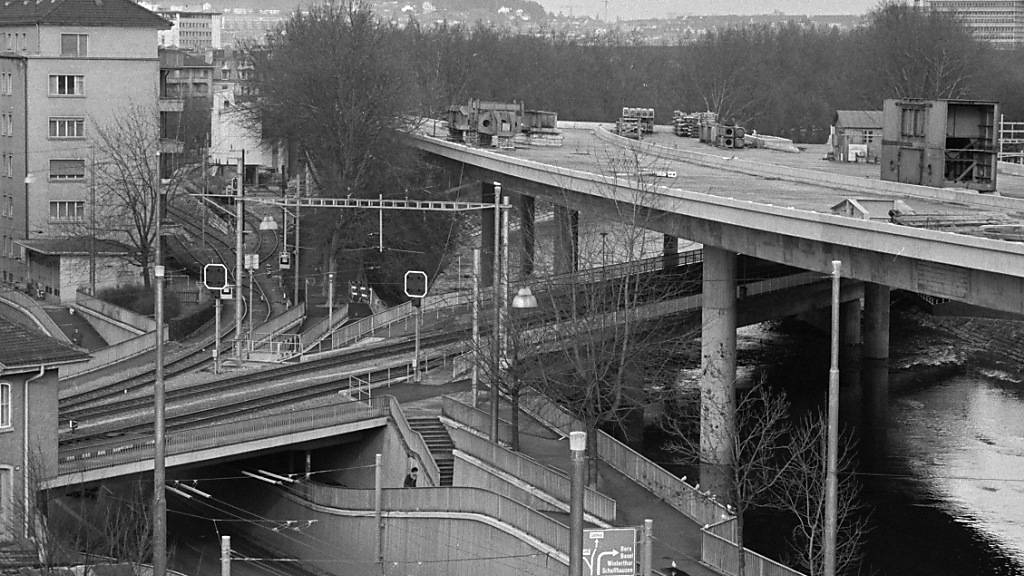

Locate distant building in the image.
[922,0,1024,49]
[830,110,883,163]
[0,316,88,544]
[152,7,223,51]
[0,0,170,301]
[209,48,282,182]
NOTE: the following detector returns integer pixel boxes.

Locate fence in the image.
[446,423,617,523]
[516,387,806,576]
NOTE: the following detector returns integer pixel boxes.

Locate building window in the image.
[60,34,88,57]
[2,195,11,217]
[0,382,9,428]
[49,201,85,222]
[48,75,84,96]
[3,155,10,178]
[48,159,85,181]
[0,73,11,95]
[49,118,84,139]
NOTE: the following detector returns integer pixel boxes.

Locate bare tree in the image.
[662,378,795,576]
[243,4,458,303]
[491,148,701,473]
[90,104,182,288]
[771,411,871,576]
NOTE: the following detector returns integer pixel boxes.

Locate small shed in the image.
[831,110,883,163]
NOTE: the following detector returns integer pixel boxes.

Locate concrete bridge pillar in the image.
[840,298,862,348]
[861,283,890,465]
[554,205,579,275]
[700,246,737,502]
[519,195,535,277]
[480,182,499,287]
[662,235,679,269]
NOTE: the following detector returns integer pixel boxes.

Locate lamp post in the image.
[234,154,245,360]
[569,430,586,576]
[489,184,505,443]
[824,260,841,576]
[509,286,537,451]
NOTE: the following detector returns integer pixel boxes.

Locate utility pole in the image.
[472,248,480,407]
[152,153,167,576]
[234,152,245,360]
[824,260,841,576]
[490,183,502,443]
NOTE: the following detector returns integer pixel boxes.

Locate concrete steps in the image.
[407,416,454,486]
[0,545,38,572]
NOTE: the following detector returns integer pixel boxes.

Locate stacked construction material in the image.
[672,110,699,137]
[619,107,655,136]
[615,116,642,139]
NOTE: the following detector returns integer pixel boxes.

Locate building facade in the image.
[0,0,169,300]
[152,8,223,51]
[0,317,87,544]
[923,0,1024,48]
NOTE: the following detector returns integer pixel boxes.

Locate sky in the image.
[546,0,882,20]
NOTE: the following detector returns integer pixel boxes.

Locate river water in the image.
[731,312,1024,576]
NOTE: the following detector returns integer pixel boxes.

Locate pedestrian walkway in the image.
[390,373,722,576]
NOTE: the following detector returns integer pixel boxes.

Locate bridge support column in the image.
[480,182,499,287]
[700,246,737,503]
[840,298,861,348]
[554,205,579,275]
[520,195,535,277]
[662,235,679,269]
[861,283,890,465]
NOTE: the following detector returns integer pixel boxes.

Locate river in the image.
[732,310,1024,576]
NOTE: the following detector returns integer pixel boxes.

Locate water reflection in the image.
[889,373,1024,566]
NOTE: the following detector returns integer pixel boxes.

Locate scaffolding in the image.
[999,114,1024,164]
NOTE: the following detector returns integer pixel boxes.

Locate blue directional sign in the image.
[583,528,636,576]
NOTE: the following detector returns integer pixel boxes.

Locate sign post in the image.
[404,271,428,383]
[203,264,229,374]
[583,528,637,576]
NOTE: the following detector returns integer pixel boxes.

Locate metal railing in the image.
[293,483,569,564]
[446,423,617,523]
[310,248,706,355]
[387,396,442,488]
[516,388,806,576]
[57,397,391,476]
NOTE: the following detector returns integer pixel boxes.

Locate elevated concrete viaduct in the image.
[410,130,1024,500]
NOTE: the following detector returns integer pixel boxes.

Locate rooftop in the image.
[16,237,131,256]
[0,0,170,29]
[0,315,88,371]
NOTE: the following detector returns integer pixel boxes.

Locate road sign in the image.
[244,253,260,270]
[583,528,636,576]
[203,263,229,290]
[404,270,428,298]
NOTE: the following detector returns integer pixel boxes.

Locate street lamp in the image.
[508,287,537,451]
[569,430,586,576]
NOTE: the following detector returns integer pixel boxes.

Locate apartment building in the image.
[0,316,87,544]
[152,7,224,51]
[923,0,1024,48]
[0,0,169,301]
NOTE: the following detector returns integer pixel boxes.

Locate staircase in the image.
[0,545,39,573]
[407,417,455,486]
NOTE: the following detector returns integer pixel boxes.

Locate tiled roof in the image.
[0,316,89,370]
[0,0,171,29]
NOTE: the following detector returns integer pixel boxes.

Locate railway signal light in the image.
[203,263,229,290]
[404,270,428,299]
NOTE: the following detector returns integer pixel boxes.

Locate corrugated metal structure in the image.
[880,98,999,193]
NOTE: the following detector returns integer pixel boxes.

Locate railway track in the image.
[59,328,465,445]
